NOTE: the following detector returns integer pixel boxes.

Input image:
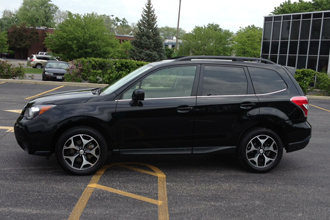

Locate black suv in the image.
[14,56,312,175]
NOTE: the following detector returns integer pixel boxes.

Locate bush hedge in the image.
[0,60,25,79]
[294,69,330,94]
[65,58,148,84]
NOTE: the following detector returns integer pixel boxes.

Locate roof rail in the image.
[173,56,276,64]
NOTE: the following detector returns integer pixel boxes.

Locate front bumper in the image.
[14,118,53,156]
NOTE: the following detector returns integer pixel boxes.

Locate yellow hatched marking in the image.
[25,85,64,99]
[4,110,21,114]
[68,162,169,220]
[89,183,161,205]
[310,104,330,113]
[0,126,14,132]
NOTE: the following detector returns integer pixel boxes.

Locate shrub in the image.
[294,69,316,94]
[0,60,25,79]
[315,72,330,94]
[65,58,148,84]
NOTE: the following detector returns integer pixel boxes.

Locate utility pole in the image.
[175,0,181,50]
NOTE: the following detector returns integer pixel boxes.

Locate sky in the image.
[1,0,304,33]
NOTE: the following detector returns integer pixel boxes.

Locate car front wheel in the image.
[237,128,283,173]
[55,126,108,175]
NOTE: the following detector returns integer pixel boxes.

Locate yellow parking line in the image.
[0,82,5,85]
[118,164,159,177]
[68,162,169,220]
[310,104,330,113]
[68,164,113,220]
[89,183,161,205]
[25,85,64,100]
[0,126,14,132]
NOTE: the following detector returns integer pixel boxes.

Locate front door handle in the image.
[177,106,193,113]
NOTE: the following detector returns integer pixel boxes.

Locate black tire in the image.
[237,128,283,173]
[42,74,46,81]
[36,64,42,69]
[55,126,108,175]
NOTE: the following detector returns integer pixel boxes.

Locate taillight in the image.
[31,59,35,61]
[291,96,309,117]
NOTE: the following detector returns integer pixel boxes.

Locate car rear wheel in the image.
[55,127,108,175]
[237,128,283,173]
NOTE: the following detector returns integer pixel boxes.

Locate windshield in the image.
[46,62,69,69]
[101,64,153,95]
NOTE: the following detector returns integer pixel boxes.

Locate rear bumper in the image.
[286,135,311,152]
[285,120,312,152]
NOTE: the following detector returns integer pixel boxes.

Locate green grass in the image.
[24,68,43,74]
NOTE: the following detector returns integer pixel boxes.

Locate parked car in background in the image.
[42,60,70,81]
[27,55,57,69]
[37,52,49,55]
[14,56,312,175]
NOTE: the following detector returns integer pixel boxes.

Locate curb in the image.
[1,78,330,100]
[0,78,108,88]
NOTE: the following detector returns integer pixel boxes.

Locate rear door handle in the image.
[177,106,193,113]
[240,103,256,110]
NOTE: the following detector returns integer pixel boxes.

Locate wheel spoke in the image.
[246,142,258,154]
[263,155,275,166]
[265,142,277,153]
[85,146,100,158]
[248,154,260,165]
[80,155,94,169]
[64,153,79,167]
[64,137,79,151]
[80,135,91,148]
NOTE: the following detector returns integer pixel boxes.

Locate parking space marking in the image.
[310,104,330,113]
[25,85,65,100]
[0,82,5,85]
[0,126,14,132]
[4,110,21,113]
[68,162,169,220]
[89,183,161,205]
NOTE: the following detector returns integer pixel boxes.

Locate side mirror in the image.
[130,89,144,106]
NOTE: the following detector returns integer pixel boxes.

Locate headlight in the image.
[45,71,53,75]
[23,105,56,120]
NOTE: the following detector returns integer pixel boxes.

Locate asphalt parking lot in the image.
[0,81,330,220]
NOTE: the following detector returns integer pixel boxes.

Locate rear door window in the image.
[248,67,287,94]
[201,66,248,96]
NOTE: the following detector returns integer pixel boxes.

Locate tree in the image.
[44,12,121,61]
[0,31,9,53]
[159,26,186,40]
[130,0,166,62]
[177,23,233,56]
[54,10,68,26]
[0,10,20,32]
[7,23,38,50]
[17,0,59,27]
[232,25,263,58]
[271,0,330,15]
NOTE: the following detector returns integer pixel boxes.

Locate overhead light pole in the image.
[175,0,181,50]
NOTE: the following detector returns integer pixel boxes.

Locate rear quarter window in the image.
[248,67,287,94]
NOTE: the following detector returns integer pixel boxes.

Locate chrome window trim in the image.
[118,96,196,101]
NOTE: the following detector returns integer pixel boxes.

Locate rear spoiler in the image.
[284,66,296,76]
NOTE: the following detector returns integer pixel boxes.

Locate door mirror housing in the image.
[130,89,144,106]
